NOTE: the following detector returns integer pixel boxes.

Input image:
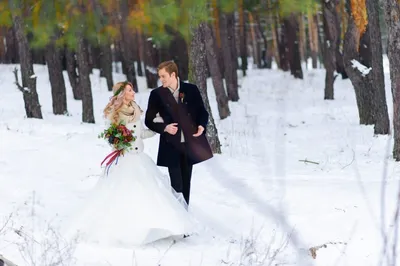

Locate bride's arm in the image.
[140,120,156,139]
[141,127,156,139]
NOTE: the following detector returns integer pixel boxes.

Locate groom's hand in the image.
[193,126,204,137]
[164,123,178,135]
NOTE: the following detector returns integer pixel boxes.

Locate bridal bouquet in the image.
[99,123,136,152]
[98,122,136,174]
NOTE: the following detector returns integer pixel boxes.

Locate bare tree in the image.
[119,0,138,91]
[366,0,390,135]
[65,48,82,100]
[284,13,303,79]
[382,0,400,159]
[343,0,375,125]
[238,0,248,76]
[45,35,68,115]
[204,23,230,120]
[308,13,319,69]
[77,34,95,123]
[322,0,340,99]
[220,12,240,101]
[189,4,221,153]
[9,0,42,119]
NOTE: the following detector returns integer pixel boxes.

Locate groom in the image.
[145,61,213,206]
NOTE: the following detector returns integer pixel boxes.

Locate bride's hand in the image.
[153,113,164,123]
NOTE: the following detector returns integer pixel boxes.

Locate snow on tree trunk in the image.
[343,0,375,125]
[189,5,221,154]
[204,23,230,120]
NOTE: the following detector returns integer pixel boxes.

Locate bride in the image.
[65,81,196,247]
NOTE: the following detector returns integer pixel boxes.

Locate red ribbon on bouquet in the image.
[101,149,123,175]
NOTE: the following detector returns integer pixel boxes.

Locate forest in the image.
[1,0,400,158]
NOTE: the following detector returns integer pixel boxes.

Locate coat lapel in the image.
[159,86,177,106]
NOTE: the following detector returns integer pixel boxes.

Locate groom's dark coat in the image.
[145,81,213,167]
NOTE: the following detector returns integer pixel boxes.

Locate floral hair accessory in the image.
[114,81,131,97]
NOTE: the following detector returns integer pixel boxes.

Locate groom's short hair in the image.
[157,61,178,78]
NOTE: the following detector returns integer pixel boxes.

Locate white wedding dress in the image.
[64,118,196,247]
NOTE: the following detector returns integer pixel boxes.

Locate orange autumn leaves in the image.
[350,0,368,34]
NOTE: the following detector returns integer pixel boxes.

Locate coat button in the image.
[134,125,136,128]
[135,147,138,150]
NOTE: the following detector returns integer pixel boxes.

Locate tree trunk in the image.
[335,2,348,79]
[77,36,95,123]
[284,14,303,79]
[212,14,225,77]
[308,13,319,69]
[165,26,189,81]
[238,0,247,76]
[5,27,18,63]
[366,0,390,135]
[45,40,68,115]
[113,40,123,73]
[359,26,371,67]
[86,42,95,74]
[0,28,6,63]
[298,14,307,69]
[220,12,240,101]
[249,12,261,68]
[316,11,326,67]
[65,48,82,100]
[99,43,114,91]
[322,0,340,99]
[343,5,374,125]
[254,12,269,68]
[276,16,290,71]
[204,23,230,120]
[227,13,239,74]
[144,36,159,88]
[383,0,400,159]
[119,0,138,91]
[31,48,45,65]
[270,15,281,68]
[10,1,42,119]
[135,30,144,77]
[189,21,221,154]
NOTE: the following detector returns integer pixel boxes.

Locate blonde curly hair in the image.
[103,81,134,124]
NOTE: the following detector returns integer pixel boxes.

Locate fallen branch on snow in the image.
[299,159,319,165]
[309,241,347,259]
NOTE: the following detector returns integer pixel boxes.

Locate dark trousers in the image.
[168,144,193,205]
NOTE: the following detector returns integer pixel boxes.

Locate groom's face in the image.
[158,68,175,88]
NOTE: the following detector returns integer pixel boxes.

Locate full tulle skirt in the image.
[63,151,196,247]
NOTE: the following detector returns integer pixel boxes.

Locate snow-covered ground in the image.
[0,58,399,266]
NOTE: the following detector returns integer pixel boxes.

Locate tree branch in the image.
[299,159,319,165]
[12,68,25,93]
